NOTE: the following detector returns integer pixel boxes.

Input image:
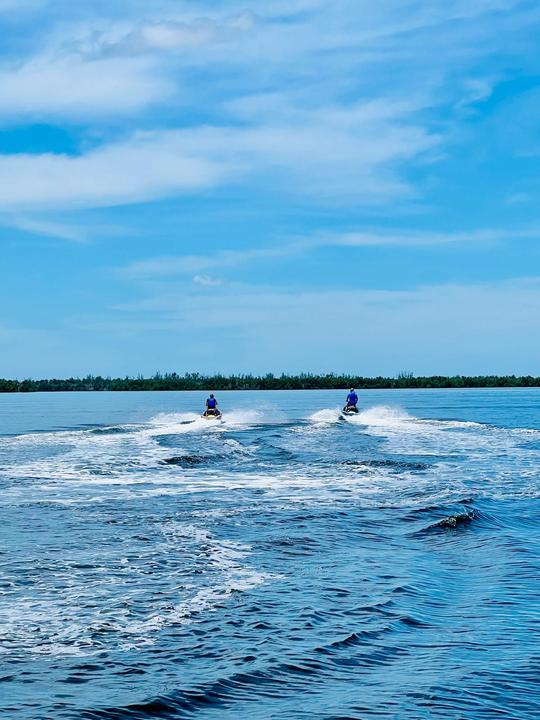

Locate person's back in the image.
[346,389,358,407]
[206,395,217,410]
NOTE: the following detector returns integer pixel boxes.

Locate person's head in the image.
[350,388,355,393]
[210,394,214,398]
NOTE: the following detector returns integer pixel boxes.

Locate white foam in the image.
[221,409,264,426]
[354,405,413,426]
[146,412,218,435]
[1,523,275,657]
[145,408,267,435]
[308,408,341,424]
[3,402,540,511]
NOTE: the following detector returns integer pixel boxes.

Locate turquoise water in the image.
[1,389,540,719]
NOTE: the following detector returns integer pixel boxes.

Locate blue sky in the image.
[2,0,540,377]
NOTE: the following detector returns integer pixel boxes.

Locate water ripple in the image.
[2,391,540,718]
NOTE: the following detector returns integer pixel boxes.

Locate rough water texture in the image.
[1,388,540,719]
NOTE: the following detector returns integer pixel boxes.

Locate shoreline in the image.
[1,374,540,392]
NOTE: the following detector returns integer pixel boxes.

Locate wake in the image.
[307,405,414,426]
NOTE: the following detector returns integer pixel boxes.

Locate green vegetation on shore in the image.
[0,373,539,392]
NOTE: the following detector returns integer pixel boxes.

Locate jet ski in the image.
[202,409,222,420]
[342,405,359,416]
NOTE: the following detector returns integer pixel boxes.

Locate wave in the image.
[342,458,431,472]
[76,614,416,719]
[413,510,478,536]
[162,454,210,466]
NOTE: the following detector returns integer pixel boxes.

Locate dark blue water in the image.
[2,389,540,719]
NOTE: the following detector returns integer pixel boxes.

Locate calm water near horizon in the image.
[2,388,540,718]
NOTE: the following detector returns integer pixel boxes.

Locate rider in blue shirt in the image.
[345,388,358,410]
[205,394,219,416]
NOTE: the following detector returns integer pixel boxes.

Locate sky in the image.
[2,0,540,378]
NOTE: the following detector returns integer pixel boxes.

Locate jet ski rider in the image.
[344,388,359,412]
[204,394,219,416]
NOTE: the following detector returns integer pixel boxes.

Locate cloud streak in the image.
[121,226,531,278]
[86,12,256,57]
[4,215,88,243]
[0,101,437,210]
[0,131,227,210]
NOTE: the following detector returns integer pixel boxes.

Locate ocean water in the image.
[1,388,540,719]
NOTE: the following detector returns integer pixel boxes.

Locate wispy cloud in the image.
[122,244,302,279]
[86,12,256,57]
[0,131,227,210]
[0,214,126,243]
[0,108,436,210]
[120,225,530,279]
[193,274,223,287]
[4,215,88,243]
[0,55,173,120]
[319,228,509,247]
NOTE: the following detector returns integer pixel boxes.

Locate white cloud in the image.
[193,274,223,286]
[88,12,256,56]
[0,0,536,210]
[227,100,437,200]
[321,228,506,247]
[0,98,437,210]
[0,131,227,210]
[456,77,497,112]
[0,0,527,125]
[0,55,173,120]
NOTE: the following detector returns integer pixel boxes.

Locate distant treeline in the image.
[0,373,539,392]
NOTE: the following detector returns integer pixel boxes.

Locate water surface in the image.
[1,389,540,718]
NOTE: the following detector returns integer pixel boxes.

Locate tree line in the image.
[0,372,539,392]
